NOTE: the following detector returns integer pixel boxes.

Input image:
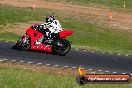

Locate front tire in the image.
[52,39,71,56]
[15,37,30,51]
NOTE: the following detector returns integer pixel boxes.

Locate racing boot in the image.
[43,33,53,44]
[35,36,44,45]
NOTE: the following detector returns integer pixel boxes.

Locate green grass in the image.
[0,5,48,26]
[0,32,19,42]
[46,0,132,9]
[0,5,132,54]
[62,20,132,54]
[0,66,131,88]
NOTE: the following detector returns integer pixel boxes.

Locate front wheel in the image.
[52,39,71,56]
[15,36,30,51]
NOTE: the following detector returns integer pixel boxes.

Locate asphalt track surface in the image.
[0,41,132,74]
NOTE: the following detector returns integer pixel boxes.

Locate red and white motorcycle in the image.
[14,24,73,56]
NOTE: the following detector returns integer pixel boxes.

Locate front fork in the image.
[22,36,27,43]
[19,35,29,44]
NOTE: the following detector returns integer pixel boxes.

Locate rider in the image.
[45,15,63,40]
[35,15,63,44]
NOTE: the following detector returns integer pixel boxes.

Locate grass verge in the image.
[0,32,19,42]
[0,5,132,55]
[46,0,132,9]
[0,63,131,88]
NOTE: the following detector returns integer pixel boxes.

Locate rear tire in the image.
[52,39,71,56]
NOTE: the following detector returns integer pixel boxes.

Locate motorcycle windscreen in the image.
[59,30,73,38]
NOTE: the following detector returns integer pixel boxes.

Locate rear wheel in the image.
[52,39,71,56]
[15,37,30,51]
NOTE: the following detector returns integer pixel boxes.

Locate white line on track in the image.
[72,67,76,69]
[11,60,16,62]
[113,72,117,74]
[110,53,113,55]
[102,52,105,54]
[105,71,110,73]
[64,66,68,68]
[75,49,79,50]
[28,62,32,64]
[118,54,121,56]
[20,61,24,63]
[3,59,7,61]
[37,63,42,65]
[46,64,50,66]
[98,70,102,72]
[81,68,84,69]
[88,69,93,71]
[91,72,96,74]
[54,65,59,67]
[83,50,87,51]
[0,60,3,62]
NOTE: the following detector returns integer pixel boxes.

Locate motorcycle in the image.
[14,24,73,56]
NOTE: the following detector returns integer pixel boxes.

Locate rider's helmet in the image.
[46,16,55,23]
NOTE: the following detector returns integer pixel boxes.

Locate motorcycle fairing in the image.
[26,27,52,52]
[25,26,73,53]
[59,30,73,38]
